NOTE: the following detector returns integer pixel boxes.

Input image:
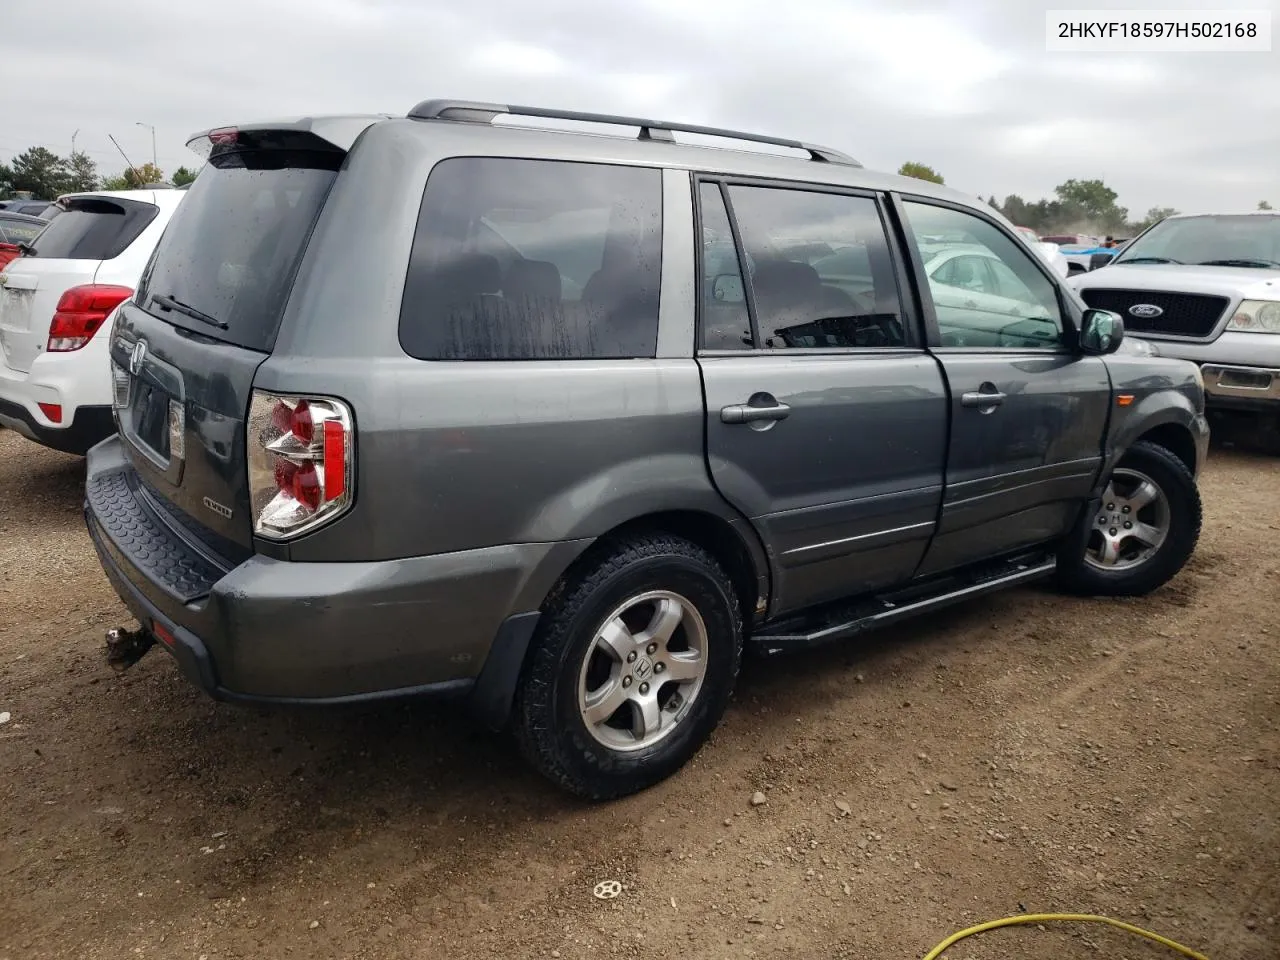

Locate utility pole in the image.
[136,122,157,170]
[71,129,79,156]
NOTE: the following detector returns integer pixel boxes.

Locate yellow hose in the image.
[923,913,1210,960]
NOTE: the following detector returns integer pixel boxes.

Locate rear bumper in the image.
[0,395,114,455]
[84,435,567,708]
[0,344,116,454]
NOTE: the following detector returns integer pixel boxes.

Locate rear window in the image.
[135,147,341,352]
[25,197,157,260]
[398,157,663,361]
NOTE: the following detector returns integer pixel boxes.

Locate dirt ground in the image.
[1,425,1277,960]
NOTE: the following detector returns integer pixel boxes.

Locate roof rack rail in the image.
[406,99,861,167]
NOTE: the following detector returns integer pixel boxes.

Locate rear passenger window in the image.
[725,186,906,349]
[399,158,663,361]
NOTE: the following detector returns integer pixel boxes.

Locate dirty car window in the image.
[399,157,662,361]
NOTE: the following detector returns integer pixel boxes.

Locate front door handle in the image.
[961,389,1007,409]
[721,401,792,424]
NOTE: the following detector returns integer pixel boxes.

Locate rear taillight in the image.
[47,284,133,352]
[247,391,354,539]
[0,243,21,270]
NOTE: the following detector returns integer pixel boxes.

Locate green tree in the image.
[1130,206,1179,233]
[1260,200,1274,211]
[123,163,165,188]
[0,161,13,199]
[171,166,197,187]
[10,147,70,199]
[897,162,944,185]
[101,172,131,191]
[999,194,1031,227]
[64,151,99,193]
[1053,178,1128,230]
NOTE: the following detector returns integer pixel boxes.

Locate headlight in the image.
[1226,300,1280,333]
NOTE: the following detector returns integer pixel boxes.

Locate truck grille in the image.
[1078,289,1230,338]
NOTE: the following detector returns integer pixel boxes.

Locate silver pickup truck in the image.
[1071,213,1280,449]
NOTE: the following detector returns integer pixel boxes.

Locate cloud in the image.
[0,0,1276,212]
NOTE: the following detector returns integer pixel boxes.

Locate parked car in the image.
[1071,211,1280,446]
[0,188,186,454]
[0,199,58,219]
[85,103,1207,799]
[0,211,47,270]
[1042,234,1100,247]
[1012,226,1070,278]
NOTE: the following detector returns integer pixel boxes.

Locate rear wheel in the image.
[513,534,742,800]
[1057,441,1201,596]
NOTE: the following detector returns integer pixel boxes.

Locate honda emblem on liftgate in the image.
[129,339,148,375]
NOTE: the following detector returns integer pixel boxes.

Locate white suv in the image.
[0,188,185,454]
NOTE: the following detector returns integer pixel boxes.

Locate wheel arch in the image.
[581,510,769,627]
[1133,421,1198,475]
[469,508,770,731]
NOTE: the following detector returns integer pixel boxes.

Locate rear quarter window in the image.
[26,197,158,260]
[398,157,663,361]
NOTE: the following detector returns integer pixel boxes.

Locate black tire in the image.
[513,533,742,800]
[1056,440,1202,597]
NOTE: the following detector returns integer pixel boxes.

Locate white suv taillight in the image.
[247,391,354,540]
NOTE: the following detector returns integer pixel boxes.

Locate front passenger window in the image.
[903,202,1065,350]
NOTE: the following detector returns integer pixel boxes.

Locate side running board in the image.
[751,552,1057,656]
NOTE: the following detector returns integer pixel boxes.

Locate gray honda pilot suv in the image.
[85,101,1209,799]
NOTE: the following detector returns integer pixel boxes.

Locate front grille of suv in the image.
[1078,288,1230,338]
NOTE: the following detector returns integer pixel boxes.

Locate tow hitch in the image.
[105,626,155,671]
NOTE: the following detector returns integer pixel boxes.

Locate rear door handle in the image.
[721,401,792,424]
[961,390,1007,408]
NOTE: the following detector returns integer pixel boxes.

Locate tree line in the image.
[1,143,1272,230]
[0,146,196,200]
[896,162,1274,237]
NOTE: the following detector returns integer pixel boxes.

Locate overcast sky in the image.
[3,0,1276,216]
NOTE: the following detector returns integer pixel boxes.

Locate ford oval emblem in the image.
[1128,303,1164,319]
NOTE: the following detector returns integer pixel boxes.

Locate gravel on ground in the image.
[1,426,1277,960]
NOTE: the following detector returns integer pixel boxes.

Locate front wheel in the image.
[513,534,742,800]
[1057,440,1202,596]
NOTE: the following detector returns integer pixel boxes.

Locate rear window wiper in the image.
[150,293,229,330]
[1114,256,1181,264]
[1196,258,1280,268]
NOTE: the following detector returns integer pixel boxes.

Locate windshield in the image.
[1116,215,1280,267]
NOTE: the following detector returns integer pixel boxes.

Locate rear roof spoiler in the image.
[186,115,390,158]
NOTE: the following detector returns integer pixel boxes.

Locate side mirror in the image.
[1089,252,1114,271]
[1080,308,1125,355]
[712,274,745,303]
